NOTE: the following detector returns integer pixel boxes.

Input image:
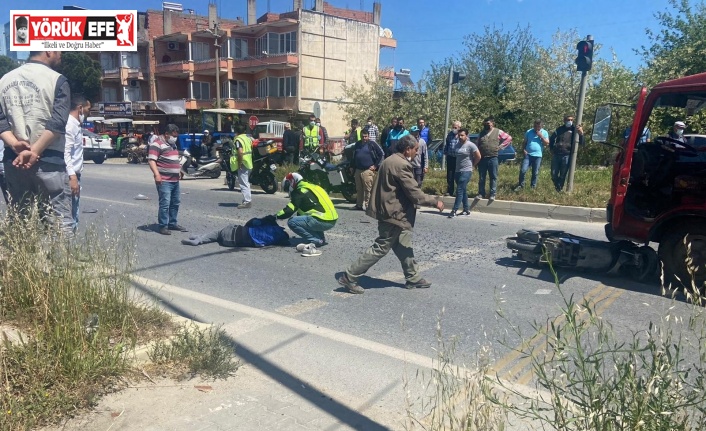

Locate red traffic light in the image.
[575,40,594,72]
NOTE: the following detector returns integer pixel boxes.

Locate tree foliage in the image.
[0,56,18,79]
[59,52,102,102]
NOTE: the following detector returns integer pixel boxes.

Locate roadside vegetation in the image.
[0,206,238,430]
[406,255,706,430]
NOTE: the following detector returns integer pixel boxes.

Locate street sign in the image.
[249,115,259,129]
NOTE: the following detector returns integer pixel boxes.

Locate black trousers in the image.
[446,156,456,195]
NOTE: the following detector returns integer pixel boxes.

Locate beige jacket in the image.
[366,152,438,230]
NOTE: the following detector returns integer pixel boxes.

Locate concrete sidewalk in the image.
[43,277,537,431]
[440,195,606,223]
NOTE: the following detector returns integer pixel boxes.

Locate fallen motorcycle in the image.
[220,139,278,194]
[298,151,357,203]
[506,229,660,282]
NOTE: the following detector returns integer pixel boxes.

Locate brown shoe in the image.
[158,227,171,235]
[338,273,364,294]
[405,278,431,289]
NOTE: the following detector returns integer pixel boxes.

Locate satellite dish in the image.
[379,28,385,37]
[383,28,393,38]
[313,102,321,119]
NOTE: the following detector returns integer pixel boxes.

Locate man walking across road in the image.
[352,129,384,210]
[148,124,186,235]
[338,135,445,294]
[476,117,512,203]
[549,114,584,192]
[64,94,91,231]
[0,50,73,233]
[443,120,462,196]
[515,119,549,191]
[276,172,338,256]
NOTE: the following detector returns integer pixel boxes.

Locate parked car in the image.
[428,133,516,166]
[82,129,113,164]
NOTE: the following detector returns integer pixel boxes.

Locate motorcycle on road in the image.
[220,138,279,194]
[179,149,222,179]
[298,149,357,203]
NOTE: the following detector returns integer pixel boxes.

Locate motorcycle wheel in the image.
[127,153,136,163]
[261,173,278,194]
[341,184,357,203]
[227,174,236,191]
[209,169,221,179]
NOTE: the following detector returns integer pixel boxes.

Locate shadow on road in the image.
[495,256,664,298]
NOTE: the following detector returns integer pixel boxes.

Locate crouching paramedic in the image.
[276,172,337,254]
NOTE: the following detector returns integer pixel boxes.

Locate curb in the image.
[440,196,604,223]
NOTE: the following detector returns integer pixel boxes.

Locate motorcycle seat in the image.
[199,156,219,164]
[324,163,339,171]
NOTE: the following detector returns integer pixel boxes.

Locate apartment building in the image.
[94,0,396,134]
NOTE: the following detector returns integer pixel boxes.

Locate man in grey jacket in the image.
[338,134,444,294]
[0,51,72,232]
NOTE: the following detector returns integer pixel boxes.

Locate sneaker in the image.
[488,195,496,203]
[513,185,523,192]
[461,210,471,216]
[405,278,432,289]
[443,192,451,197]
[447,210,457,218]
[158,227,171,235]
[474,194,484,200]
[296,243,315,252]
[338,273,364,294]
[238,201,252,209]
[301,245,322,257]
[354,205,364,210]
[168,224,188,232]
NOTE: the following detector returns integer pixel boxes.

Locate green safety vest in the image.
[303,126,320,150]
[230,135,253,171]
[299,182,338,221]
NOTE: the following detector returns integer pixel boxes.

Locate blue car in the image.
[429,133,516,165]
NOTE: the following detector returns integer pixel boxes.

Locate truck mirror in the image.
[592,105,612,143]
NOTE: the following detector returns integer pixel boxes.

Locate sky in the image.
[1,0,694,83]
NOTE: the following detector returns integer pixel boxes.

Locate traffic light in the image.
[452,71,466,84]
[575,40,594,72]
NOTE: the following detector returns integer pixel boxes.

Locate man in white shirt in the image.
[64,95,91,231]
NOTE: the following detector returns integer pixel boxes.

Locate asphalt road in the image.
[79,161,688,374]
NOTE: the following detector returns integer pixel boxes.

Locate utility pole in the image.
[207,6,222,131]
[567,35,594,193]
[442,65,453,171]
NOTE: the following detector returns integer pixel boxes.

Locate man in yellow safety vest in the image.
[231,132,254,209]
[300,114,323,154]
[276,172,338,256]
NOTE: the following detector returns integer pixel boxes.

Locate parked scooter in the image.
[298,148,357,203]
[179,149,221,179]
[219,138,279,194]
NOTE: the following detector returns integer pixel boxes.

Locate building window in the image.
[256,78,267,98]
[230,80,248,99]
[229,38,248,59]
[281,76,296,97]
[256,31,296,55]
[103,87,118,102]
[100,53,116,70]
[191,42,210,61]
[124,85,141,102]
[191,81,210,100]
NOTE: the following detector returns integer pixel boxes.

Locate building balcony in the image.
[154,60,192,77]
[232,54,299,72]
[378,68,394,80]
[102,68,121,80]
[380,37,397,49]
[185,99,237,110]
[193,58,230,76]
[231,97,297,111]
[127,67,148,81]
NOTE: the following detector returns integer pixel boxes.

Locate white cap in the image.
[674,121,686,129]
[204,129,210,134]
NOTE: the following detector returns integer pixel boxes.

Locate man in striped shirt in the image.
[148,124,186,235]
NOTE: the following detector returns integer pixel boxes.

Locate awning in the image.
[153,100,187,115]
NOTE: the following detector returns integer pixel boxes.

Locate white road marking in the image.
[275,298,328,317]
[83,196,140,207]
[534,289,552,295]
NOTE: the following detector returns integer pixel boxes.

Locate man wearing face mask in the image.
[315,117,329,148]
[301,114,323,154]
[148,124,186,235]
[385,116,409,158]
[380,117,396,153]
[476,117,512,202]
[0,51,73,233]
[363,116,379,144]
[64,94,91,232]
[668,121,687,144]
[443,120,462,196]
[549,114,584,192]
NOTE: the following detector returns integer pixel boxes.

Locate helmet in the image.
[203,129,210,134]
[281,172,303,197]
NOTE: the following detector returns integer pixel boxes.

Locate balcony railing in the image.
[232,53,298,70]
[154,60,191,75]
[230,97,297,111]
[102,68,120,79]
[193,58,229,74]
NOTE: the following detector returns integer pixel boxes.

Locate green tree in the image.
[59,52,102,102]
[0,56,18,79]
[639,0,706,85]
